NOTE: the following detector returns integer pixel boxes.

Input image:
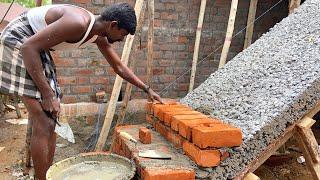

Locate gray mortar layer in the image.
[180,0,320,179]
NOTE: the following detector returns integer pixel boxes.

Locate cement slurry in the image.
[180,0,320,179]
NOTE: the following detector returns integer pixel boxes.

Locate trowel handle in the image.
[119,132,137,143]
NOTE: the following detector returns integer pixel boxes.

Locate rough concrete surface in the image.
[181,0,320,179]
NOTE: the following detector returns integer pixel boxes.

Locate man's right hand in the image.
[40,95,60,119]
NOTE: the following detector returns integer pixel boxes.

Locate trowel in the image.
[138,150,172,159]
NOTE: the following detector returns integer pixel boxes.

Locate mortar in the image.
[46,152,136,180]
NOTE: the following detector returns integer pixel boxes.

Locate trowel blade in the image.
[138,150,172,159]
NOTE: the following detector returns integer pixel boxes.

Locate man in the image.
[0,3,163,179]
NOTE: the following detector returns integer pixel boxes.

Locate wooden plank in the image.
[95,0,146,151]
[218,0,239,68]
[244,172,260,180]
[243,0,258,49]
[305,101,320,119]
[147,0,154,87]
[298,116,316,129]
[289,0,302,14]
[188,0,207,93]
[295,132,320,180]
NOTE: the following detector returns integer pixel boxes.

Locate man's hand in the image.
[40,96,60,119]
[147,88,164,104]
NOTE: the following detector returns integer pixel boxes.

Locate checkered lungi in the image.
[0,12,61,100]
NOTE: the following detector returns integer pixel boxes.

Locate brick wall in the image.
[52,0,289,103]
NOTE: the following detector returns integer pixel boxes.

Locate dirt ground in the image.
[0,108,318,179]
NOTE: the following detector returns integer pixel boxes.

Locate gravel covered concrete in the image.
[180,0,320,179]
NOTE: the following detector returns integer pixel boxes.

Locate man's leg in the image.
[21,96,56,180]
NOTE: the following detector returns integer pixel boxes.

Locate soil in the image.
[0,108,319,180]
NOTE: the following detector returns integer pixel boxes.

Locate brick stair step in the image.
[183,141,227,167]
[156,107,191,121]
[178,118,222,140]
[163,111,202,126]
[192,124,242,148]
[171,114,208,131]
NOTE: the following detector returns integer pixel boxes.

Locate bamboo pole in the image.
[218,0,239,68]
[188,0,207,93]
[95,0,146,151]
[109,1,148,151]
[289,0,301,14]
[147,0,154,87]
[243,0,258,49]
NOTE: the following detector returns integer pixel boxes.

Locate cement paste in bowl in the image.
[46,153,135,180]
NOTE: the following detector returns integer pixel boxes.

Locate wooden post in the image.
[95,0,146,151]
[243,0,258,49]
[289,0,301,14]
[109,2,148,150]
[147,0,154,87]
[244,172,260,180]
[188,0,207,93]
[218,0,238,68]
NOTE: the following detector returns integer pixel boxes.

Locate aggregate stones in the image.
[180,0,320,178]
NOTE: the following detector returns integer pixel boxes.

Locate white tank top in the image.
[27,4,98,50]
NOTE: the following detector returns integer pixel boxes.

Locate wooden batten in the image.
[188,0,207,93]
[218,0,239,68]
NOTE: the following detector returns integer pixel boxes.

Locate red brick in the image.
[154,105,189,120]
[141,168,195,180]
[178,118,222,140]
[58,77,76,85]
[167,130,186,148]
[145,102,153,114]
[171,114,208,131]
[72,85,92,93]
[77,77,90,84]
[145,114,155,126]
[139,127,152,144]
[155,121,168,138]
[163,111,202,126]
[61,95,77,104]
[192,124,242,148]
[157,107,191,120]
[183,141,221,167]
[90,77,108,84]
[152,103,181,116]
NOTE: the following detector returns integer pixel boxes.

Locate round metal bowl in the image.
[46,152,136,180]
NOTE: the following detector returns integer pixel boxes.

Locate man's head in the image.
[100,3,136,43]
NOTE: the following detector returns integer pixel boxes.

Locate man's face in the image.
[106,21,129,44]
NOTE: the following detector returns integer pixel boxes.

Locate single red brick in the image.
[171,114,208,131]
[142,167,195,180]
[167,130,186,148]
[154,121,168,138]
[145,102,153,114]
[163,111,202,126]
[151,101,178,114]
[192,124,242,148]
[178,118,222,140]
[183,141,221,167]
[139,127,152,144]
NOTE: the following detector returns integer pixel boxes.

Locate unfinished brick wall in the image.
[52,0,288,103]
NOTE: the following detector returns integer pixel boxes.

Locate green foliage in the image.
[0,0,51,8]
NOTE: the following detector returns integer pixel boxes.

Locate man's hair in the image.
[101,3,137,35]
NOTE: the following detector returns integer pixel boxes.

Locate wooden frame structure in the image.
[241,101,320,180]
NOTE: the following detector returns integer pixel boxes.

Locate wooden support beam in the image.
[297,117,320,163]
[244,172,260,180]
[147,0,154,87]
[218,0,239,68]
[95,0,146,151]
[295,130,320,180]
[289,0,301,14]
[188,0,207,93]
[243,0,258,49]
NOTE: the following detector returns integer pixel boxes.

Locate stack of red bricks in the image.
[146,101,243,167]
